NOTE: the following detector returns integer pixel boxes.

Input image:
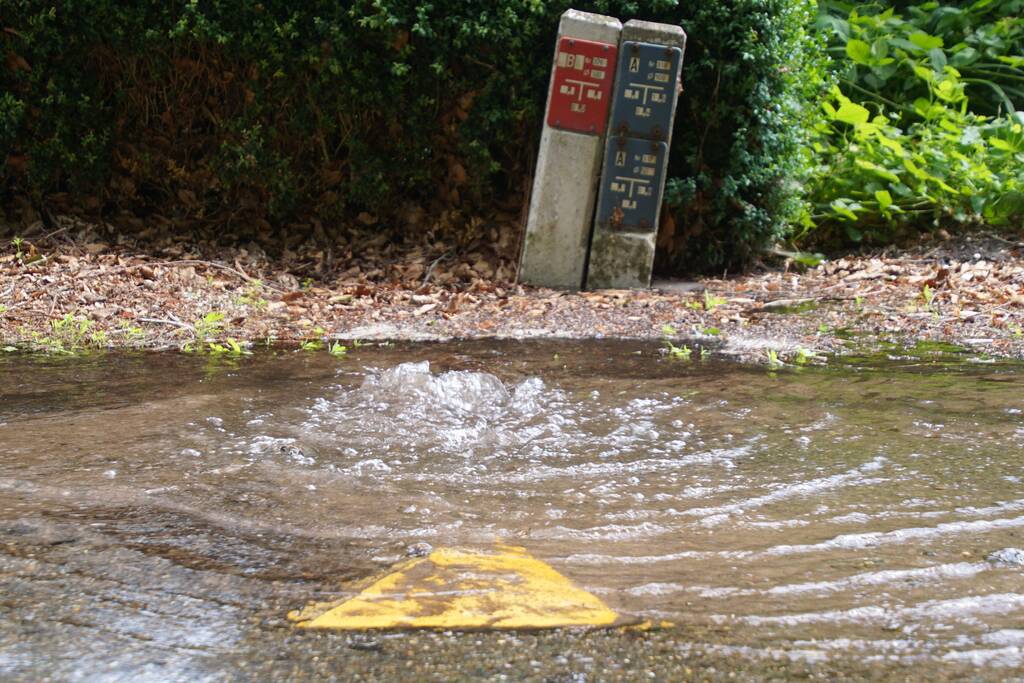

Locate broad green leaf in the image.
[912,64,935,82]
[889,38,923,53]
[835,101,870,125]
[830,199,860,221]
[870,38,889,60]
[935,78,963,102]
[909,32,943,50]
[903,158,930,181]
[876,135,905,154]
[950,47,979,67]
[846,39,872,65]
[989,137,1015,152]
[874,190,893,210]
[855,159,900,183]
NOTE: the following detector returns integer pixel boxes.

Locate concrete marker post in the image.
[586,19,686,290]
[518,10,622,290]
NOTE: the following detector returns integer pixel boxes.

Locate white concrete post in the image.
[586,19,686,290]
[518,10,622,290]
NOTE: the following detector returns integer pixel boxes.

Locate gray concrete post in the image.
[586,20,686,290]
[518,10,622,290]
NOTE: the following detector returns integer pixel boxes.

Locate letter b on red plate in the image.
[546,37,618,135]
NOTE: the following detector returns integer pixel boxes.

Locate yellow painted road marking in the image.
[290,544,619,630]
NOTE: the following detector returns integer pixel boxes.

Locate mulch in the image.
[2,216,1022,364]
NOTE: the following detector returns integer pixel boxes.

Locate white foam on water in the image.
[625,582,686,597]
[529,521,671,542]
[759,515,1024,557]
[676,562,988,599]
[564,549,719,565]
[765,562,988,596]
[732,592,1024,627]
[942,646,1023,667]
[678,457,889,526]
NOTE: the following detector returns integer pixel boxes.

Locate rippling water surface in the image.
[2,341,1024,679]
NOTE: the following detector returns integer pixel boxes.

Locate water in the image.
[2,341,1024,679]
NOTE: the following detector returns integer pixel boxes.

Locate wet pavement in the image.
[2,341,1024,681]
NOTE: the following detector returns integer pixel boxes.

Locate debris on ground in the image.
[1,216,1022,364]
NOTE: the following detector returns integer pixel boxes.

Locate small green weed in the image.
[300,327,327,352]
[195,312,225,340]
[118,320,146,344]
[208,338,250,356]
[921,284,939,318]
[182,312,226,352]
[766,349,784,369]
[794,347,826,365]
[329,341,348,357]
[234,280,268,310]
[703,292,728,311]
[11,236,24,263]
[27,314,107,354]
[666,341,692,360]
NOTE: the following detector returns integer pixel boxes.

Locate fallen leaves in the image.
[0,220,1022,362]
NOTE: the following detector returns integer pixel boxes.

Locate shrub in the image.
[807,0,1024,246]
[1,0,822,272]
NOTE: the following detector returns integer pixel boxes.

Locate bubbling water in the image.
[2,343,1024,673]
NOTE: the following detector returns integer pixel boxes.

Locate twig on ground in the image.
[423,251,452,285]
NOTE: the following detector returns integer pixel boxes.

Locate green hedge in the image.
[1,0,821,272]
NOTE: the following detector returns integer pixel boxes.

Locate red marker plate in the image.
[546,36,618,134]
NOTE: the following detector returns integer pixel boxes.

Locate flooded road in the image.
[2,341,1024,681]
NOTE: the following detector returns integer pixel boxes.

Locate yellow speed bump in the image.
[290,545,619,630]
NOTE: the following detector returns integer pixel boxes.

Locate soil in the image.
[1,216,1022,364]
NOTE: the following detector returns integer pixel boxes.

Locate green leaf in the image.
[834,100,870,125]
[846,39,872,65]
[874,190,893,210]
[989,137,1015,152]
[903,158,930,181]
[855,159,900,183]
[912,64,935,82]
[876,135,905,154]
[870,38,889,61]
[830,199,860,221]
[909,32,943,50]
[950,47,979,67]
